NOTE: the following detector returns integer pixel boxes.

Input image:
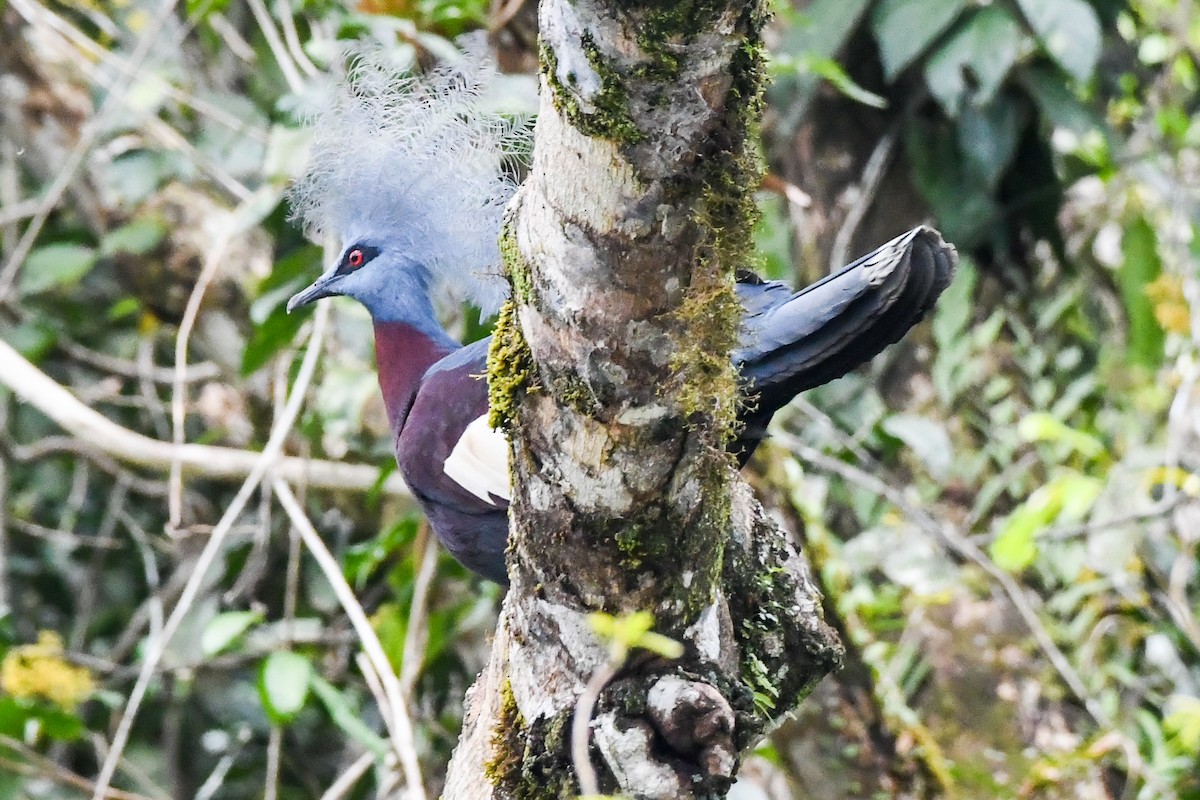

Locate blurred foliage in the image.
[0,0,1197,798]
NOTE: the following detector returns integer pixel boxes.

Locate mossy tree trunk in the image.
[446,0,843,796]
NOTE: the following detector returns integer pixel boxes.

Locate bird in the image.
[284,46,956,584]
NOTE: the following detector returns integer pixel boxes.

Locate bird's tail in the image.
[734,226,957,456]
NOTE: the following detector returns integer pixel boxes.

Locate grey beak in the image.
[287,272,339,313]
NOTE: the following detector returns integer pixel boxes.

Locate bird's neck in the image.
[373,320,459,434]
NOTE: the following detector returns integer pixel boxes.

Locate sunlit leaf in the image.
[991,472,1102,571]
[801,56,887,108]
[1165,695,1200,754]
[1017,412,1105,459]
[201,610,263,656]
[259,651,312,724]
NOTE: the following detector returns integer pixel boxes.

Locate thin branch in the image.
[571,657,618,797]
[829,128,897,270]
[399,524,438,699]
[0,736,156,800]
[275,0,320,78]
[57,337,220,384]
[0,0,180,301]
[9,0,268,143]
[318,751,377,800]
[273,478,427,800]
[89,302,331,800]
[0,337,411,497]
[170,221,235,530]
[245,0,307,94]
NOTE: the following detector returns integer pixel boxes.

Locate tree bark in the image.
[446,1,843,796]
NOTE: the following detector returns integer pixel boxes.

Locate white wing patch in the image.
[443,414,512,505]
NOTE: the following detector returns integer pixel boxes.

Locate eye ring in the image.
[347,249,365,268]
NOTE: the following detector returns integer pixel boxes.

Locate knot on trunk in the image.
[647,675,736,779]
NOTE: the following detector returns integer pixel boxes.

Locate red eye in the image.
[347,249,365,268]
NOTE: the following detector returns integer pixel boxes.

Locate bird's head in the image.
[286,235,441,333]
[283,40,526,324]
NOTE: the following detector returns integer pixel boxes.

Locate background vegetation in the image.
[0,0,1197,798]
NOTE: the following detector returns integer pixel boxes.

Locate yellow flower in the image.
[0,631,95,709]
[1145,274,1192,335]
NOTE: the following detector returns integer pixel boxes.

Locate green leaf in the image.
[29,704,85,741]
[259,651,312,724]
[18,244,98,295]
[100,218,168,257]
[958,98,1023,191]
[242,305,306,376]
[926,7,1027,116]
[990,472,1102,571]
[1015,0,1101,82]
[589,611,684,659]
[201,610,263,656]
[1165,695,1200,754]
[308,676,389,757]
[1118,215,1165,368]
[802,56,887,108]
[0,697,85,742]
[904,118,998,247]
[1017,412,1105,459]
[0,319,56,361]
[871,0,970,81]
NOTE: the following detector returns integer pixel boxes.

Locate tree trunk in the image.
[445,0,842,795]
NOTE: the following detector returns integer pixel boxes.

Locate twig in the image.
[0,141,23,253]
[245,0,307,94]
[6,516,121,550]
[760,172,812,210]
[121,509,165,646]
[0,0,180,301]
[0,337,411,497]
[829,127,897,270]
[8,0,267,143]
[399,524,439,698]
[194,726,251,800]
[70,477,130,648]
[265,726,283,800]
[136,338,171,441]
[0,394,9,611]
[57,337,220,384]
[273,478,427,800]
[318,751,377,800]
[89,303,331,800]
[170,222,235,531]
[275,0,320,78]
[571,658,618,797]
[0,736,155,800]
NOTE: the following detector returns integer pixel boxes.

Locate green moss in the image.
[668,283,743,443]
[487,300,538,432]
[485,679,526,788]
[499,218,532,305]
[548,372,600,417]
[485,679,577,800]
[541,40,644,146]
